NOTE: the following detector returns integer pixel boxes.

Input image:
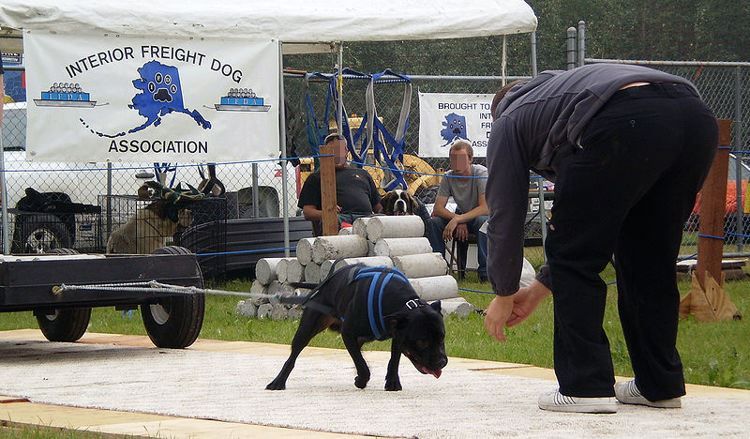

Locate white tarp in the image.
[0,0,537,41]
[24,32,279,162]
[418,93,494,158]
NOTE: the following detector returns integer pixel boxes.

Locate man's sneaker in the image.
[538,390,617,414]
[614,380,682,408]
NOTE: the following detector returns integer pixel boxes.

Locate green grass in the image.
[1,269,748,390]
[0,423,124,438]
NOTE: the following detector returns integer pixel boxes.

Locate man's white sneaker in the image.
[538,390,617,414]
[614,380,682,408]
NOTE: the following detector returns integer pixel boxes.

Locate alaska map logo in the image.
[440,112,468,146]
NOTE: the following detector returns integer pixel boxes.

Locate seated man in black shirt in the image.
[298,133,382,233]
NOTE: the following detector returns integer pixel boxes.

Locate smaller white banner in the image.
[418,92,494,158]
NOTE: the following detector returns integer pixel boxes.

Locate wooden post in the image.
[319,143,339,236]
[680,119,741,321]
[696,119,732,290]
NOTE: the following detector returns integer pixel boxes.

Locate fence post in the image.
[530,32,538,77]
[0,108,8,255]
[680,119,740,321]
[251,163,260,218]
[734,66,744,252]
[577,20,586,67]
[566,27,577,70]
[501,36,508,86]
[697,120,732,289]
[106,161,112,244]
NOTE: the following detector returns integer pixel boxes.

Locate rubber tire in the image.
[238,188,280,219]
[13,214,72,254]
[141,246,205,349]
[35,248,92,342]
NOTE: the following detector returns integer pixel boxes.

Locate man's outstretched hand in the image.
[484,280,552,342]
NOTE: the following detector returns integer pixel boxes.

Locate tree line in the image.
[286,0,750,76]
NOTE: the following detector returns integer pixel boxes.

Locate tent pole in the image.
[337,42,344,132]
[278,40,290,257]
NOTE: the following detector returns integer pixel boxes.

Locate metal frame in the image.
[0,253,202,312]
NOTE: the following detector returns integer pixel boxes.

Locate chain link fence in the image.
[9,59,745,266]
[585,59,750,258]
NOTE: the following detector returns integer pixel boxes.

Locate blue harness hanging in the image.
[303,68,411,192]
[305,69,371,164]
[353,266,411,341]
[366,69,411,192]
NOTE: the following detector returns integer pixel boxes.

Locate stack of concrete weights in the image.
[235,257,307,320]
[236,215,475,320]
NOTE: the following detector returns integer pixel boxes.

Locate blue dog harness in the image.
[353,266,414,341]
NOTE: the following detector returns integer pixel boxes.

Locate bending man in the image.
[484,64,717,413]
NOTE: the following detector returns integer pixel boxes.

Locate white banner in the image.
[418,93,494,158]
[24,32,279,162]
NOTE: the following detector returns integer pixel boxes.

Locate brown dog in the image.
[380,189,420,216]
[106,201,192,254]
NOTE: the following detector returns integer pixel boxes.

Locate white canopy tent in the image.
[0,0,536,42]
[0,0,537,255]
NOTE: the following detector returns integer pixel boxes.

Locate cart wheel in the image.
[35,248,92,342]
[36,308,92,342]
[141,246,205,348]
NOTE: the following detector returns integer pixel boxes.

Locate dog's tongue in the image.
[421,366,442,378]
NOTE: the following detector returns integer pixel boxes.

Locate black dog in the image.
[266,264,448,391]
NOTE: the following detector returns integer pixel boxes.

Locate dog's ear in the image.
[430,300,442,313]
[381,192,396,214]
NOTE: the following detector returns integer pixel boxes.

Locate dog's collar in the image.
[404,298,426,310]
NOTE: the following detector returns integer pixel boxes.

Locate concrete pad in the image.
[1,329,749,438]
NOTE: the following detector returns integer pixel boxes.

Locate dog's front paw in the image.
[265,380,286,390]
[384,376,402,391]
[354,373,370,389]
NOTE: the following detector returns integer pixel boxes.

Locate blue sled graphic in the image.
[212,88,271,112]
[33,83,98,108]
